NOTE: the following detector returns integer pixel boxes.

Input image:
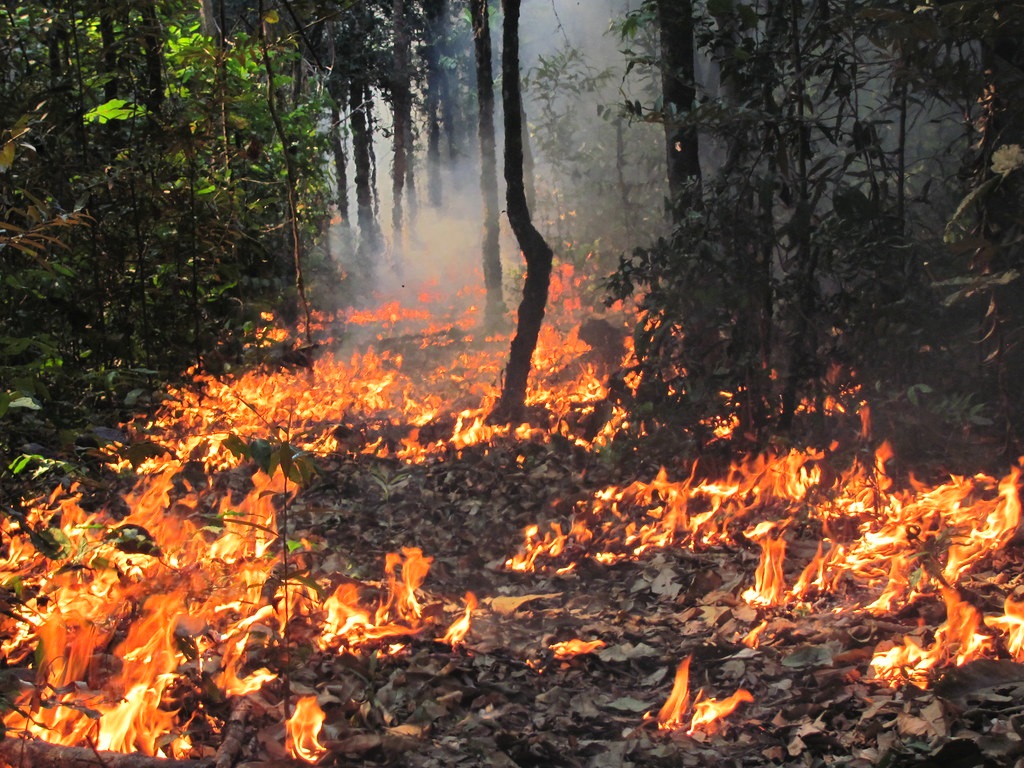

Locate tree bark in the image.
[258,0,312,342]
[471,0,505,328]
[138,0,164,116]
[422,0,445,207]
[351,78,380,277]
[391,0,411,265]
[491,0,553,424]
[655,0,700,215]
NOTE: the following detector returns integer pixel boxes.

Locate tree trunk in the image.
[351,79,380,279]
[138,0,164,116]
[422,0,445,207]
[99,6,118,103]
[391,0,411,269]
[471,0,505,328]
[655,0,700,216]
[330,101,349,220]
[491,0,553,424]
[258,0,312,342]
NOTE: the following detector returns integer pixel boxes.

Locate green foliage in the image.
[607,0,1018,459]
[0,1,337,460]
[222,430,317,488]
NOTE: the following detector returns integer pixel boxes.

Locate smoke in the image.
[327,0,659,310]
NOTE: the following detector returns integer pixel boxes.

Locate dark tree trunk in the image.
[99,6,118,103]
[330,101,349,220]
[471,0,505,328]
[138,0,163,116]
[258,0,311,342]
[655,0,700,215]
[491,0,554,424]
[391,0,411,266]
[422,0,445,207]
[351,79,380,267]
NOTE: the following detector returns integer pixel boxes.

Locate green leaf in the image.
[83,99,146,124]
[28,526,73,560]
[221,433,251,460]
[8,396,41,410]
[103,524,163,558]
[249,438,273,474]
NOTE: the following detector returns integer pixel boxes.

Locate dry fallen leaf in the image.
[487,592,562,615]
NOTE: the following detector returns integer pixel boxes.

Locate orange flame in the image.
[656,657,692,730]
[286,696,327,763]
[442,592,477,647]
[549,638,607,659]
[741,524,787,607]
[688,689,754,735]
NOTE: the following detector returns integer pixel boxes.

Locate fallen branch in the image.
[0,738,212,768]
[214,697,252,768]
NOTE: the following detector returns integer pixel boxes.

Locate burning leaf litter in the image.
[3,265,1024,766]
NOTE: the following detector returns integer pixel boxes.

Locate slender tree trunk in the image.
[655,0,700,217]
[491,0,554,424]
[138,0,163,116]
[423,0,444,207]
[330,101,349,220]
[391,0,411,271]
[351,79,379,287]
[258,0,312,342]
[471,0,505,328]
[99,6,118,103]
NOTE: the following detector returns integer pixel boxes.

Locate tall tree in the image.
[391,0,412,265]
[422,0,446,207]
[655,0,700,214]
[491,0,554,423]
[471,0,505,328]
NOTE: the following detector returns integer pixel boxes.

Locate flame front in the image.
[3,262,1024,759]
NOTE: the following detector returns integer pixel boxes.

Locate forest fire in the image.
[1,264,1023,764]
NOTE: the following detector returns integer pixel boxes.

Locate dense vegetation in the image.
[2,0,1024,476]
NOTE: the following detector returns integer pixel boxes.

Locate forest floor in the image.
[223,431,1024,768]
[5,283,1024,768]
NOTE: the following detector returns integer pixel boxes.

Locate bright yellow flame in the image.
[286,696,327,763]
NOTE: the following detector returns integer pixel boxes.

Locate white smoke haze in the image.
[328,0,663,313]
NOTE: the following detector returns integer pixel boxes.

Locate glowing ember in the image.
[286,696,328,763]
[741,620,769,648]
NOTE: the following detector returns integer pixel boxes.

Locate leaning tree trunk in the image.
[471,0,505,328]
[490,0,553,424]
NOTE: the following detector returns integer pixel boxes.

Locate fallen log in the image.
[214,697,252,768]
[0,738,213,768]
